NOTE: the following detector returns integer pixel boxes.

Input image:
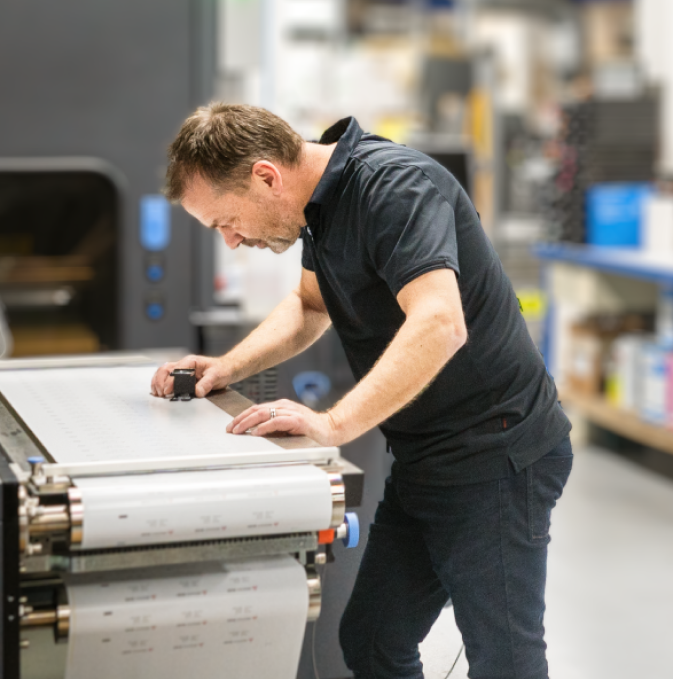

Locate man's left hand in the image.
[226,399,341,446]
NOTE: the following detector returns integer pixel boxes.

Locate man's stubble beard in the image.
[244,211,301,254]
[266,239,294,254]
[241,237,292,254]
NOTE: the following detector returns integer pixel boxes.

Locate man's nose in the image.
[219,227,244,249]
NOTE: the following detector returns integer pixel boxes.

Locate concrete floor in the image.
[419,445,673,679]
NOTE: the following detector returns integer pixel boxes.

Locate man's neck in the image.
[295,141,338,207]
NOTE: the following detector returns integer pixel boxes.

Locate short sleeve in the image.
[301,228,315,272]
[363,165,460,297]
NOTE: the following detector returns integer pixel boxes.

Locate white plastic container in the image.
[656,286,673,349]
[643,194,673,254]
[638,341,669,424]
[609,333,648,410]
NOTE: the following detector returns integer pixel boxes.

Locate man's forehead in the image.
[183,174,219,204]
[182,178,229,223]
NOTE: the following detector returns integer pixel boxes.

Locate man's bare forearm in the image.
[326,307,465,445]
[221,288,331,385]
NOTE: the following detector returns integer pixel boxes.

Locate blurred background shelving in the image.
[534,243,673,284]
[534,242,673,458]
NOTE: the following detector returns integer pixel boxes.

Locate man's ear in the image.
[251,160,283,195]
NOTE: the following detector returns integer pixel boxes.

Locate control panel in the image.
[140,195,171,322]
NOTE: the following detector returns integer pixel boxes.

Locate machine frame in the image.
[0,356,363,679]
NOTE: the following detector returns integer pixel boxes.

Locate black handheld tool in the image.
[169,368,197,401]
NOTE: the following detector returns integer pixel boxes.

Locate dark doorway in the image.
[0,170,118,356]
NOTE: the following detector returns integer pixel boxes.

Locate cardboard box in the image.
[569,314,651,396]
[581,1,634,66]
[568,324,606,395]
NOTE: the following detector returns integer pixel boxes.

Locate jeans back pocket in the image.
[527,439,573,542]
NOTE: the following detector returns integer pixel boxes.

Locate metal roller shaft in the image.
[20,606,70,641]
[20,609,57,627]
[306,571,322,622]
[22,488,83,549]
[27,506,70,535]
[328,472,346,528]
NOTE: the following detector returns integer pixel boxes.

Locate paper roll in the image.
[75,465,333,549]
[64,556,309,679]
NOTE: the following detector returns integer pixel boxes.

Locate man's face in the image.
[181,173,302,254]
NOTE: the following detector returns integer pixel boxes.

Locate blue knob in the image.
[146,265,164,282]
[146,303,164,321]
[342,512,360,549]
[293,371,331,407]
[28,456,45,476]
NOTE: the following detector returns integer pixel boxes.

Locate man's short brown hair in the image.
[165,103,304,201]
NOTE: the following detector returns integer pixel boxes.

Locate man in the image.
[151,103,573,679]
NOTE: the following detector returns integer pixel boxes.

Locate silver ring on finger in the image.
[269,407,277,420]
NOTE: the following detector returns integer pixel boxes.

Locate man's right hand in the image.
[150,354,229,399]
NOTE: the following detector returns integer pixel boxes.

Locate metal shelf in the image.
[560,388,673,456]
[532,243,673,286]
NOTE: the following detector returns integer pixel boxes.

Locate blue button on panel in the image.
[140,195,171,251]
[146,303,164,321]
[146,264,164,282]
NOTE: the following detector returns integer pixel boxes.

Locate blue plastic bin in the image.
[586,183,653,247]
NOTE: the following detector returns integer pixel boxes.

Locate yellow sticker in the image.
[515,289,546,319]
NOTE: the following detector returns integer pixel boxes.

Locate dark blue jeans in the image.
[340,436,573,679]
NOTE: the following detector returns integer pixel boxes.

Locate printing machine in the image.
[0,355,363,679]
[0,0,219,355]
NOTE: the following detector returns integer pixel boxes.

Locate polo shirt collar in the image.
[306,117,364,211]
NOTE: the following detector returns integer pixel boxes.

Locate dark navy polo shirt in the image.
[302,117,570,485]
